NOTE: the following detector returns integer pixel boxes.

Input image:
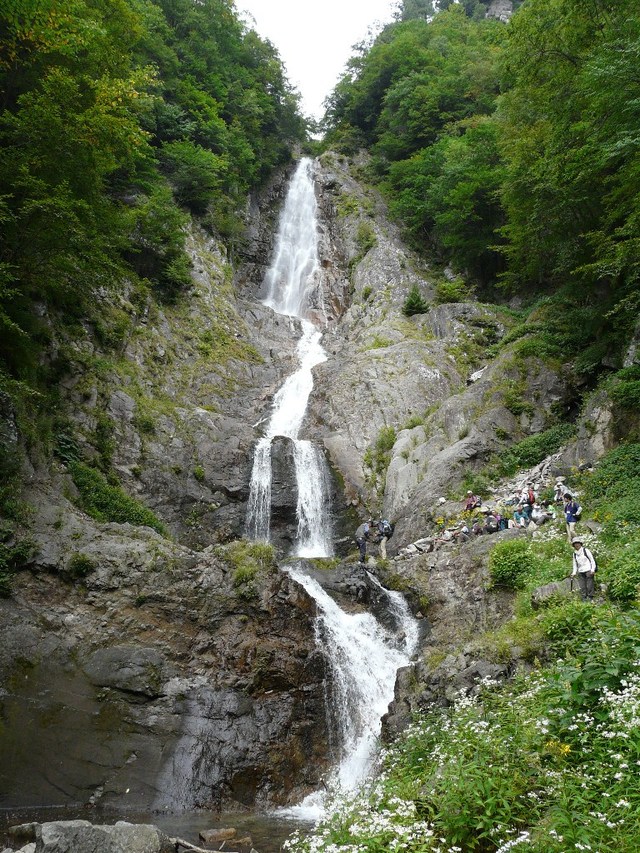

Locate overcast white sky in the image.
[237,0,397,121]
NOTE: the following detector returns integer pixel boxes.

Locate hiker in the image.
[483,509,500,534]
[464,490,481,511]
[375,518,394,559]
[511,504,528,528]
[355,518,374,564]
[563,493,582,543]
[553,476,567,504]
[570,536,597,601]
[531,501,555,526]
[520,483,536,518]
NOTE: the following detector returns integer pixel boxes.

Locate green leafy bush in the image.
[68,462,166,534]
[606,540,640,603]
[434,277,468,304]
[0,537,33,598]
[489,539,531,589]
[221,540,276,600]
[356,221,377,255]
[582,443,640,502]
[65,552,96,580]
[497,423,575,477]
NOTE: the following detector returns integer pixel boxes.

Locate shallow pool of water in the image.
[0,804,314,852]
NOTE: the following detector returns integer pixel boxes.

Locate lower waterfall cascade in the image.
[282,565,418,819]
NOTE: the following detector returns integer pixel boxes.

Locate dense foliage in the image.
[0,0,304,387]
[323,0,640,379]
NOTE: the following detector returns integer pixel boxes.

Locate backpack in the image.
[380,519,394,539]
[573,549,597,572]
[527,488,535,505]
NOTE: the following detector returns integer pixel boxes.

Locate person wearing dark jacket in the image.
[563,493,582,543]
[355,519,374,564]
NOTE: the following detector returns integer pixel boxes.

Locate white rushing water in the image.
[245,158,331,556]
[283,565,419,820]
[262,159,321,319]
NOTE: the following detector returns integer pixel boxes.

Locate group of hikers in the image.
[458,476,583,540]
[355,475,597,600]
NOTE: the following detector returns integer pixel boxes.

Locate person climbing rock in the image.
[570,536,597,601]
[355,518,374,564]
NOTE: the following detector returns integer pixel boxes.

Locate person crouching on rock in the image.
[355,518,374,564]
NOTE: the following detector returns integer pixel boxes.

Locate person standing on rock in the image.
[355,518,374,564]
[570,536,597,601]
[563,492,582,543]
[375,518,394,560]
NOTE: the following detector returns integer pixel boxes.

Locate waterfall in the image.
[245,158,331,556]
[246,157,419,821]
[283,565,418,820]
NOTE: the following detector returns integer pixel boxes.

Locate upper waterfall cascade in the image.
[245,157,331,556]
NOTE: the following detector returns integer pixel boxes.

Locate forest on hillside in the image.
[0,0,305,389]
[323,0,640,394]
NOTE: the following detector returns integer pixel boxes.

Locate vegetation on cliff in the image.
[0,0,305,527]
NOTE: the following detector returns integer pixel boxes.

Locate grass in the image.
[68,461,166,535]
[217,539,276,600]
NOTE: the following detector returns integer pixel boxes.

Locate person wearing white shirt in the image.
[570,536,597,601]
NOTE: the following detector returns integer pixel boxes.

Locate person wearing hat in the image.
[553,476,567,504]
[570,536,597,601]
[464,490,481,511]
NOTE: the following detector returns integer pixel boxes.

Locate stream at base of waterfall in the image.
[245,157,419,823]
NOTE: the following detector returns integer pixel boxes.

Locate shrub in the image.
[582,443,640,502]
[65,552,96,580]
[0,537,33,598]
[609,380,640,410]
[496,423,575,477]
[606,540,640,603]
[402,284,428,316]
[193,465,205,483]
[356,221,377,255]
[68,461,166,534]
[434,277,469,304]
[222,540,276,600]
[489,539,531,589]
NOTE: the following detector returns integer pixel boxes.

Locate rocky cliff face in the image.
[0,484,332,811]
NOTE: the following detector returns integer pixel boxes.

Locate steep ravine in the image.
[0,151,615,819]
